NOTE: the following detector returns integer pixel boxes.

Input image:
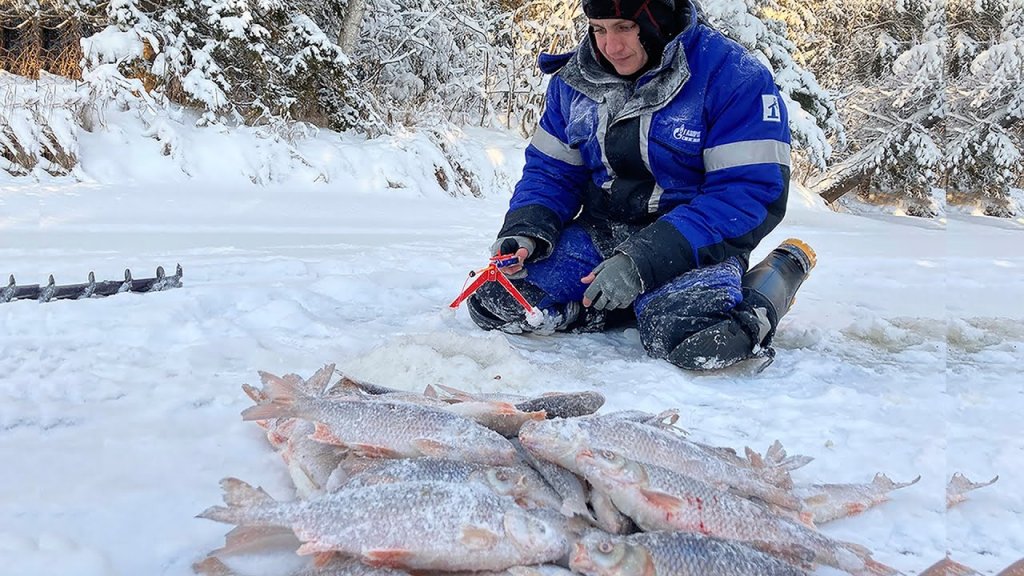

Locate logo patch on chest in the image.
[762,95,782,122]
[672,125,702,143]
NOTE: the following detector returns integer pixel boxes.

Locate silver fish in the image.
[327,457,561,510]
[198,478,570,571]
[514,391,606,419]
[575,449,897,576]
[570,530,809,575]
[794,473,920,524]
[519,418,802,511]
[283,420,349,498]
[242,377,517,465]
[947,473,998,508]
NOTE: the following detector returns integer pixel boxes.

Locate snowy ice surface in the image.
[0,123,1020,576]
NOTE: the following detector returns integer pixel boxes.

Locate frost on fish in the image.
[241,376,518,465]
[514,391,606,419]
[518,418,803,511]
[570,531,809,576]
[947,472,998,508]
[574,449,896,576]
[198,478,570,571]
[917,555,980,576]
[445,401,547,437]
[325,456,561,510]
[793,473,920,524]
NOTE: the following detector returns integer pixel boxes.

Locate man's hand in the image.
[581,253,642,310]
[490,236,536,279]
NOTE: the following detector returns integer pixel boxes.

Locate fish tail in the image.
[196,478,281,526]
[871,473,921,492]
[241,375,315,421]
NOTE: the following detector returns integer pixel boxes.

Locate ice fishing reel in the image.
[448,254,538,316]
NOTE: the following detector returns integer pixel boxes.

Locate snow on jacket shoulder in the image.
[498,2,792,292]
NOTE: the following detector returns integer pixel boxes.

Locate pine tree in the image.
[946,0,1023,216]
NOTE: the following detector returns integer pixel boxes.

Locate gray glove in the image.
[583,253,643,310]
[490,236,536,279]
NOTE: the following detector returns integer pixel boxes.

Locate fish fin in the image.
[745,446,765,468]
[527,410,547,422]
[876,471,925,487]
[798,510,817,529]
[493,401,520,415]
[749,540,816,570]
[344,443,401,459]
[411,438,451,458]
[435,383,477,401]
[241,375,314,421]
[212,525,298,556]
[309,422,347,446]
[638,488,683,511]
[363,548,414,568]
[296,540,335,556]
[196,479,279,527]
[312,552,337,568]
[192,557,234,576]
[460,525,501,550]
[858,557,900,576]
[304,364,336,395]
[220,477,274,507]
[241,383,266,404]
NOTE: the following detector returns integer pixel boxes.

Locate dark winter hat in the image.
[582,0,682,63]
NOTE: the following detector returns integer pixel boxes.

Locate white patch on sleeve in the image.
[762,95,781,123]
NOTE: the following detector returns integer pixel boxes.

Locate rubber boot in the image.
[742,238,817,333]
[666,239,816,371]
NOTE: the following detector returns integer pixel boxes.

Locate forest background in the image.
[0,0,1020,218]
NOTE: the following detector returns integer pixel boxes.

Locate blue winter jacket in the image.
[498,0,791,292]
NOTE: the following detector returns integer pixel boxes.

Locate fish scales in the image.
[519,418,801,510]
[329,457,561,509]
[575,450,895,576]
[571,531,808,575]
[199,479,569,571]
[242,378,517,465]
[514,391,605,419]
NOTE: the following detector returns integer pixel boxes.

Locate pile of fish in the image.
[196,364,935,576]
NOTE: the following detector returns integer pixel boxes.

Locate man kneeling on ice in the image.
[467,0,816,371]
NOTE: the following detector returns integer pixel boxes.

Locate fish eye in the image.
[598,541,615,553]
[495,470,510,482]
[601,450,617,460]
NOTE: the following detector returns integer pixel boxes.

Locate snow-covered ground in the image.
[0,123,1020,576]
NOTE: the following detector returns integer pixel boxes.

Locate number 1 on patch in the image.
[762,95,781,122]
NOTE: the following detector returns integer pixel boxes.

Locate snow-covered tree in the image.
[804,0,947,217]
[946,0,1023,216]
